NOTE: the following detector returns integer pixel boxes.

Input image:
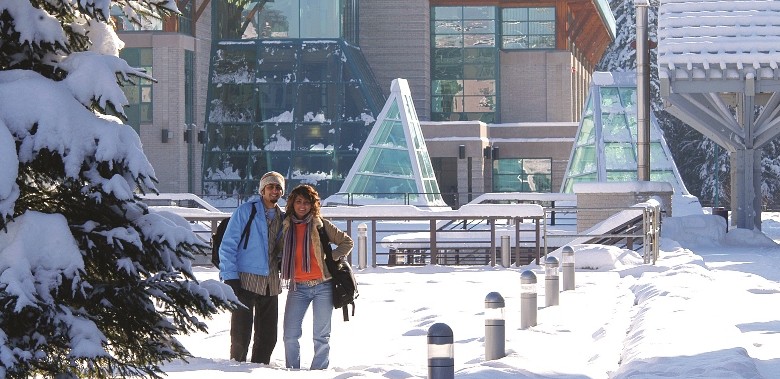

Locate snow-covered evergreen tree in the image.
[0,1,237,378]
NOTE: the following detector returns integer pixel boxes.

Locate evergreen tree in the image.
[0,1,237,378]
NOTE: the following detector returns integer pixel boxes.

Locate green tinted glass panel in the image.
[606,171,638,182]
[463,6,492,19]
[501,7,555,49]
[600,87,621,108]
[601,113,632,142]
[434,6,462,20]
[464,20,494,33]
[374,120,407,148]
[604,143,637,170]
[649,142,672,169]
[577,116,595,145]
[435,20,462,34]
[569,146,597,175]
[563,174,597,193]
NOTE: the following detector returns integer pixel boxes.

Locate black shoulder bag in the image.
[319,227,358,321]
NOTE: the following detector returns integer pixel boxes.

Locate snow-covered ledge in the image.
[573,181,674,233]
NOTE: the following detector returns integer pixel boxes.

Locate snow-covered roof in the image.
[658,0,780,82]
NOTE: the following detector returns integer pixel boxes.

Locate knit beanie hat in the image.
[259,171,285,195]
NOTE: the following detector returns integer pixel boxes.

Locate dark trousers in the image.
[230,289,278,364]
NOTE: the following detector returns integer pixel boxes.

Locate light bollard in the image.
[544,256,560,307]
[427,323,454,379]
[500,235,510,268]
[520,270,537,329]
[484,292,505,360]
[561,246,575,291]
[357,223,367,269]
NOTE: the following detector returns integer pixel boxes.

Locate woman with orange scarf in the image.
[279,184,353,370]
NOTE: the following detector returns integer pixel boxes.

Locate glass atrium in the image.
[202,0,384,198]
[327,79,447,207]
[561,71,688,194]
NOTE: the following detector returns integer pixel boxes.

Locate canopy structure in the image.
[561,71,688,195]
[658,0,780,230]
[325,79,447,208]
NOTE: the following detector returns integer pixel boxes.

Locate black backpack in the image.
[212,204,257,267]
[319,227,358,321]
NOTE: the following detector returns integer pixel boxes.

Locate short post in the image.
[544,256,559,307]
[427,323,454,379]
[520,270,537,329]
[358,223,367,269]
[561,246,575,291]
[500,235,510,268]
[484,292,505,360]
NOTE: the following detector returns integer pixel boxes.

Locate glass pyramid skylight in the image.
[325,79,447,207]
[561,71,688,194]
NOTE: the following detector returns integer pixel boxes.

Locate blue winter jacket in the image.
[218,200,278,281]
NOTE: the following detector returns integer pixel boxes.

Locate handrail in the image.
[321,205,546,267]
[541,201,662,264]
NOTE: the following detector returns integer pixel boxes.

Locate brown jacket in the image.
[281,216,353,279]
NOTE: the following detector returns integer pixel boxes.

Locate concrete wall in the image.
[421,121,578,203]
[488,122,578,192]
[574,182,674,232]
[360,0,431,120]
[500,50,591,123]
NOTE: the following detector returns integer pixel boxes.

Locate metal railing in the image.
[145,193,663,267]
[322,205,545,268]
[540,201,662,264]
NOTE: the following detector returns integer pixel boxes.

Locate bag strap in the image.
[320,226,353,321]
[239,203,257,250]
[343,302,355,321]
[318,225,334,260]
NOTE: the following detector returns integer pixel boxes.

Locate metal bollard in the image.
[484,292,505,360]
[561,246,575,291]
[520,270,537,329]
[500,235,510,268]
[427,323,454,379]
[544,256,559,307]
[358,223,367,269]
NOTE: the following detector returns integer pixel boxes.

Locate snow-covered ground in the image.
[159,210,780,378]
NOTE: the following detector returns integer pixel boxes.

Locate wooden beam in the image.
[194,0,210,24]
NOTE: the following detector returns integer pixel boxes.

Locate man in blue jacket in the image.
[219,171,285,364]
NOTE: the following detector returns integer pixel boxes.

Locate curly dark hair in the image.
[285,184,321,218]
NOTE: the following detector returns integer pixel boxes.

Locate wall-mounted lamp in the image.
[492,146,500,160]
[184,129,191,143]
[483,146,492,160]
[161,129,172,143]
[458,144,466,159]
[197,130,206,144]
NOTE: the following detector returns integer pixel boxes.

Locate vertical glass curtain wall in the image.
[204,0,381,199]
[431,6,498,123]
[430,5,557,123]
[500,7,555,49]
[213,0,349,41]
[493,158,553,192]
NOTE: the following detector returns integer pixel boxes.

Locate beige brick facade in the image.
[118,3,211,194]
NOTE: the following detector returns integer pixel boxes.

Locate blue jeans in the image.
[283,281,333,369]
